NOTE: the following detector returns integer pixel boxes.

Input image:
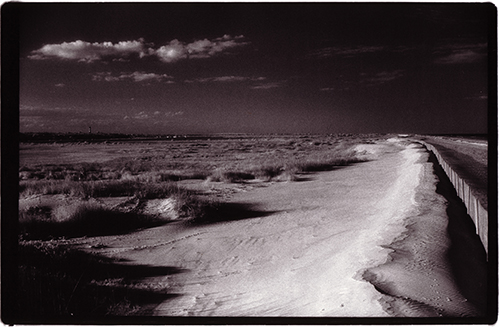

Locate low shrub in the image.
[252,164,283,181]
[293,150,363,172]
[134,182,188,200]
[19,180,87,198]
[84,180,141,198]
[103,158,153,175]
[19,179,184,199]
[207,170,255,183]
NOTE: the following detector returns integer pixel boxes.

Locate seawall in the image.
[416,141,488,259]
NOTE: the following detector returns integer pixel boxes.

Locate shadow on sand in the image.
[16,242,186,322]
[20,209,175,241]
[429,151,488,316]
[189,202,280,225]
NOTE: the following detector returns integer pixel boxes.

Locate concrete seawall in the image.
[417,141,488,258]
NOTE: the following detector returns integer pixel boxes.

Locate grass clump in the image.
[252,164,285,181]
[19,201,153,240]
[293,149,363,172]
[19,180,86,198]
[206,169,255,183]
[19,182,206,240]
[19,179,188,199]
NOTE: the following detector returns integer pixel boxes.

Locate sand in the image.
[66,139,486,317]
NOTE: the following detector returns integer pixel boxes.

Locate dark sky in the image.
[18,3,492,134]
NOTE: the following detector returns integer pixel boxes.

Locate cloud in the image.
[465,94,488,100]
[308,45,385,59]
[19,104,94,132]
[464,90,488,101]
[433,43,487,64]
[124,110,184,120]
[185,75,265,83]
[184,75,279,89]
[55,83,65,87]
[29,35,249,64]
[360,70,404,85]
[92,71,173,83]
[133,111,150,120]
[156,35,249,63]
[155,39,186,63]
[20,104,79,114]
[250,81,283,90]
[320,87,335,92]
[29,39,152,62]
[165,111,184,117]
[210,76,250,82]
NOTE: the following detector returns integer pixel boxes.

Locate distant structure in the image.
[88,126,92,134]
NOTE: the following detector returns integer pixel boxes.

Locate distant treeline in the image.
[19,132,362,144]
[19,132,268,143]
[20,132,147,143]
[22,132,486,144]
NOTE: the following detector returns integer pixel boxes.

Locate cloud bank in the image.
[156,35,249,63]
[183,75,282,89]
[360,70,405,85]
[29,39,151,62]
[308,45,385,59]
[433,43,487,64]
[185,75,266,83]
[92,71,173,82]
[29,35,250,63]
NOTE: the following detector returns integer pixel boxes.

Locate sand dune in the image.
[69,139,485,317]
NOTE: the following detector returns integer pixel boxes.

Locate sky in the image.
[18,3,493,135]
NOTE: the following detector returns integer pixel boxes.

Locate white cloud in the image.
[156,35,249,63]
[134,111,149,120]
[125,71,172,82]
[184,75,281,90]
[155,39,187,63]
[124,110,184,121]
[29,39,151,62]
[165,111,184,117]
[185,75,265,83]
[464,91,488,101]
[250,81,283,90]
[211,76,249,82]
[92,71,173,83]
[360,70,405,85]
[308,45,385,59]
[29,35,249,64]
[92,72,120,82]
[433,43,487,64]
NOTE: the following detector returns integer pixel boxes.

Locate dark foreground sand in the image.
[61,138,487,317]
